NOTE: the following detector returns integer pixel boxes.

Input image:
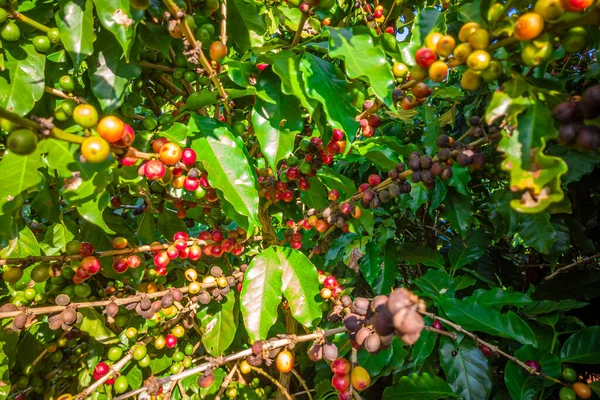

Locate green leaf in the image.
[189,115,260,232]
[0,329,19,391]
[412,329,437,366]
[0,226,40,258]
[56,0,96,70]
[92,0,144,59]
[252,69,303,171]
[448,165,472,196]
[448,230,490,271]
[414,269,455,300]
[560,326,600,364]
[40,220,75,255]
[505,345,560,399]
[0,44,45,116]
[61,159,113,233]
[78,308,118,345]
[278,247,322,328]
[360,241,382,289]
[227,0,266,53]
[88,30,142,111]
[546,144,600,185]
[324,27,395,110]
[300,176,329,210]
[271,51,317,113]
[410,8,446,48]
[0,149,41,197]
[521,299,588,316]
[516,99,557,170]
[466,288,533,309]
[317,166,356,198]
[357,345,394,376]
[41,139,78,178]
[300,53,359,138]
[352,136,420,170]
[517,212,557,254]
[139,23,172,60]
[240,247,283,341]
[197,290,238,357]
[157,210,186,241]
[439,297,538,346]
[383,373,460,400]
[398,183,429,214]
[160,122,188,146]
[443,191,473,237]
[439,337,493,400]
[397,244,445,269]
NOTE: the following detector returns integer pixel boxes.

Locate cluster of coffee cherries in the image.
[342,288,426,347]
[318,271,344,300]
[361,2,396,35]
[45,294,84,331]
[358,100,382,137]
[67,241,103,284]
[185,264,245,302]
[329,358,371,399]
[285,0,335,16]
[552,85,600,152]
[111,237,142,275]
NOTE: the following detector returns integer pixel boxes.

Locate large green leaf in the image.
[0,44,45,116]
[439,337,492,400]
[196,290,238,357]
[517,212,557,254]
[189,115,260,232]
[300,53,359,139]
[324,27,395,110]
[0,226,40,259]
[317,166,356,198]
[88,30,142,111]
[278,247,322,328]
[240,247,283,341]
[157,210,186,243]
[0,149,41,197]
[547,144,600,185]
[251,69,303,171]
[92,0,144,59]
[466,288,533,309]
[227,0,266,52]
[41,139,79,178]
[56,0,95,70]
[271,51,317,113]
[448,229,490,271]
[0,329,19,394]
[439,297,537,346]
[383,373,460,400]
[560,326,600,364]
[352,136,420,170]
[61,158,113,233]
[504,345,560,399]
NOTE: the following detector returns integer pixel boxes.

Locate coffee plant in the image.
[0,0,599,398]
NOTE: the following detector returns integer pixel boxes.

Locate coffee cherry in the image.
[561,27,588,53]
[80,137,111,163]
[432,320,443,330]
[428,61,448,82]
[424,32,443,50]
[481,60,503,82]
[436,35,456,57]
[514,13,544,41]
[7,129,38,156]
[466,50,491,71]
[0,21,20,42]
[351,366,370,391]
[97,116,125,143]
[458,22,481,42]
[480,344,494,356]
[410,65,429,82]
[561,0,592,11]
[392,62,409,78]
[552,102,579,124]
[198,371,215,388]
[331,358,351,376]
[209,41,227,61]
[454,43,473,64]
[159,143,182,165]
[524,360,542,373]
[144,160,166,180]
[534,0,564,21]
[461,69,482,90]
[561,368,578,383]
[276,350,294,373]
[94,362,109,377]
[559,387,577,400]
[581,85,600,119]
[332,374,350,392]
[572,382,592,399]
[414,47,437,68]
[575,126,600,151]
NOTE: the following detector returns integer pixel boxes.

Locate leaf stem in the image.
[251,366,293,400]
[0,107,85,144]
[11,12,51,33]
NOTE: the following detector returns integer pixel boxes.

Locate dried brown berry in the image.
[210,266,223,277]
[172,288,183,302]
[308,343,323,361]
[352,298,370,316]
[198,290,211,304]
[12,313,28,330]
[105,302,119,317]
[252,341,263,355]
[364,333,381,353]
[355,327,371,347]
[322,342,338,362]
[161,293,174,308]
[55,294,71,306]
[61,308,77,325]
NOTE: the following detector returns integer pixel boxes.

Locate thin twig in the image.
[215,363,238,400]
[250,366,293,400]
[421,311,566,386]
[544,254,600,281]
[220,0,228,46]
[290,369,313,400]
